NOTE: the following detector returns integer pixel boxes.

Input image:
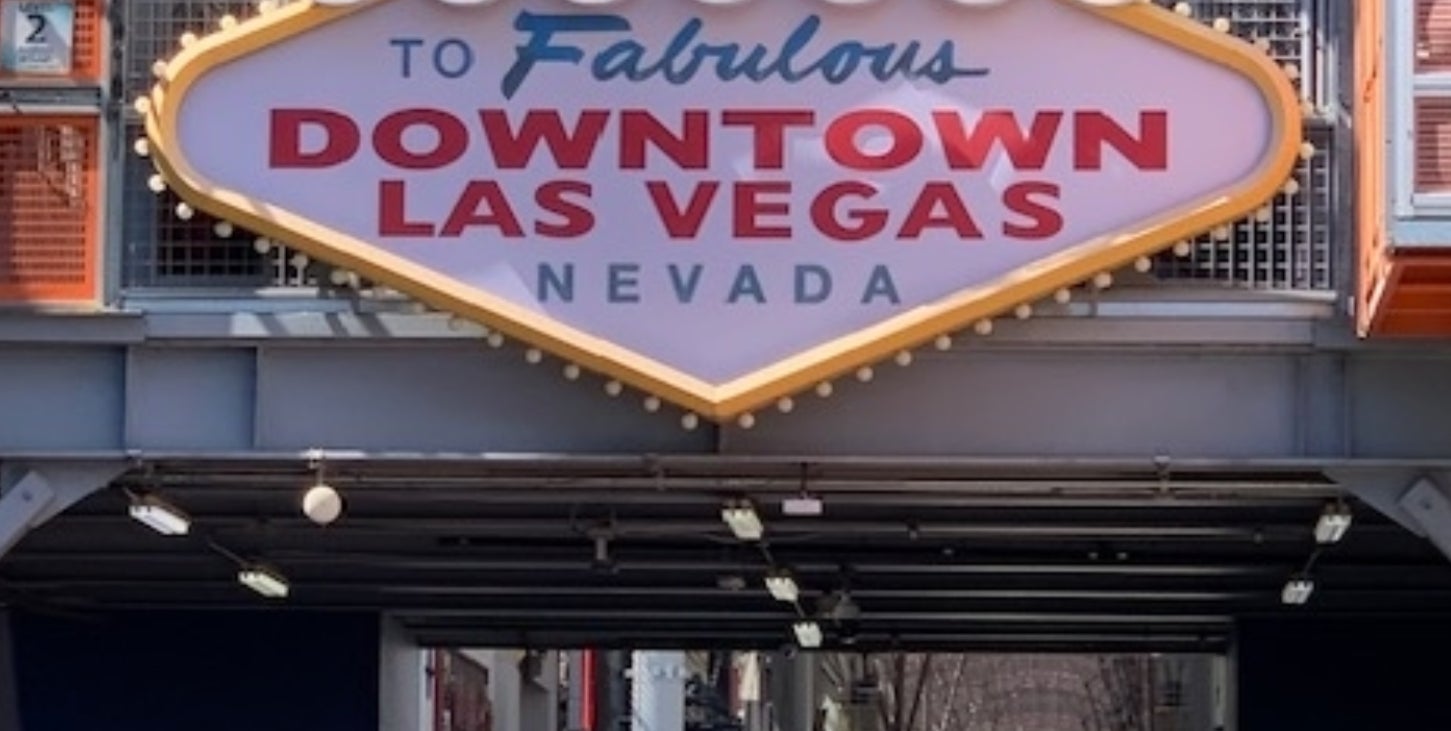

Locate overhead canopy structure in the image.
[4,454,1446,653]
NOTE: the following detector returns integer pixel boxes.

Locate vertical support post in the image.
[603,650,631,731]
[769,651,817,731]
[630,651,686,731]
[0,608,20,731]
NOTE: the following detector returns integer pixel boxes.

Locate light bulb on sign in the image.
[604,380,623,397]
[213,221,234,238]
[643,396,661,413]
[815,382,834,398]
[777,397,795,414]
[973,320,994,336]
[253,237,272,254]
[146,174,166,194]
[681,413,700,431]
[934,335,953,351]
[562,364,581,381]
[175,202,194,220]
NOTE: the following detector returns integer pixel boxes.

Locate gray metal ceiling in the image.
[3,455,1445,653]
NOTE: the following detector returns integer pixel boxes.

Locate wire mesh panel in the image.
[1152,123,1335,289]
[0,116,98,301]
[121,0,312,290]
[118,0,1344,294]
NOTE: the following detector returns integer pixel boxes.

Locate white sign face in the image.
[147,0,1301,419]
[1,0,73,75]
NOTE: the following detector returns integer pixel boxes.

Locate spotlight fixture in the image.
[792,620,823,649]
[721,500,764,541]
[1281,576,1314,605]
[782,494,823,517]
[1314,502,1352,545]
[302,454,344,526]
[128,494,191,536]
[302,482,344,526]
[238,564,290,598]
[765,570,800,603]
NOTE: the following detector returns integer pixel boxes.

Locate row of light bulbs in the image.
[135,0,1311,430]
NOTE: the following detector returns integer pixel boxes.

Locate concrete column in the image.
[378,618,429,731]
[603,650,631,731]
[631,651,687,731]
[768,651,817,731]
[518,652,559,731]
[0,609,21,731]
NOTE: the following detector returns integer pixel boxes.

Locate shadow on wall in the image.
[11,609,380,731]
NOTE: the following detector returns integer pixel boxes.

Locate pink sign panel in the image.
[148,0,1299,418]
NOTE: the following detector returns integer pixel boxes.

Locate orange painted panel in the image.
[0,116,99,302]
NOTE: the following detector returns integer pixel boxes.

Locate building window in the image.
[1396,0,1451,213]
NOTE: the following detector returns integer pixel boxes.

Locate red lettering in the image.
[898,183,982,239]
[646,181,719,239]
[1002,181,1063,239]
[535,181,594,238]
[721,110,815,170]
[480,110,609,169]
[826,109,923,171]
[934,111,1061,171]
[1074,111,1167,170]
[733,182,792,239]
[270,109,359,168]
[620,110,709,170]
[811,182,887,242]
[440,181,524,237]
[373,108,468,170]
[378,181,434,237]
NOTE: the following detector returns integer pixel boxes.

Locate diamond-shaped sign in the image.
[145,0,1300,420]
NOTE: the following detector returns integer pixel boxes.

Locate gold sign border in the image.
[145,0,1303,421]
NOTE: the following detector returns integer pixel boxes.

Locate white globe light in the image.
[302,484,343,525]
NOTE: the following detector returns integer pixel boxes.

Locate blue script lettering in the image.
[504,12,988,99]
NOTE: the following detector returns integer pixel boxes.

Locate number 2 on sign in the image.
[25,13,46,44]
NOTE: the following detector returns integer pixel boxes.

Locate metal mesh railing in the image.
[117,0,1345,294]
[120,0,312,290]
[0,116,98,301]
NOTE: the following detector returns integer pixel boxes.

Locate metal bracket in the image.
[1329,467,1451,564]
[0,461,127,561]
